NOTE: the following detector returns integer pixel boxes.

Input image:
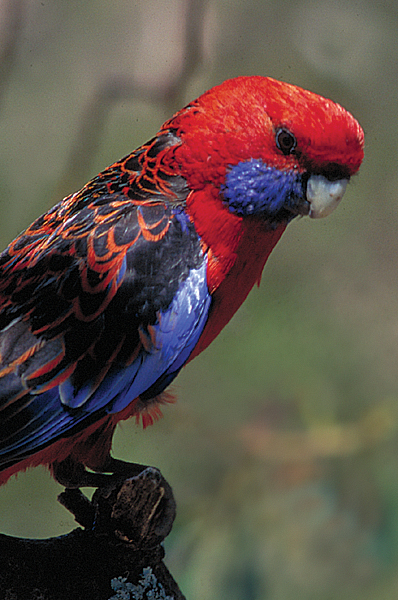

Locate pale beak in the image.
[306,175,348,219]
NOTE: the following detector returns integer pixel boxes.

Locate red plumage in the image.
[0,76,364,488]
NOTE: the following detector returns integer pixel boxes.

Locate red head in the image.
[165,76,364,355]
[164,76,364,191]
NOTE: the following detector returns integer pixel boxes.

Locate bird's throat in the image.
[188,209,286,360]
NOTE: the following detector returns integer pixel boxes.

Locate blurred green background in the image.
[0,1,397,598]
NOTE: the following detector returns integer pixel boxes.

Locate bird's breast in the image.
[189,219,286,360]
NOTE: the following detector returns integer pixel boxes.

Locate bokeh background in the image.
[0,1,397,598]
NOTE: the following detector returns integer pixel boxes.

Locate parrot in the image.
[0,76,364,488]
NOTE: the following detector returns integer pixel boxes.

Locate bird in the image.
[0,76,364,488]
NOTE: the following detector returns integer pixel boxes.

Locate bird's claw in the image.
[54,457,176,546]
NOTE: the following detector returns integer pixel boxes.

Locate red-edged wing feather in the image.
[0,130,208,472]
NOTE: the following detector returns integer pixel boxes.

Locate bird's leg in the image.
[97,455,148,478]
[51,456,149,488]
[51,457,113,488]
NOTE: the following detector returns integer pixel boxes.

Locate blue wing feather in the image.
[0,192,210,468]
[109,259,211,413]
[0,260,211,467]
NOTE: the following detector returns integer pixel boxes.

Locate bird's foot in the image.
[51,456,147,489]
[54,457,176,546]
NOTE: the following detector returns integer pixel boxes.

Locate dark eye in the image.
[276,128,297,155]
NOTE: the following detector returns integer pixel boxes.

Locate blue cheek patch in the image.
[222,159,304,219]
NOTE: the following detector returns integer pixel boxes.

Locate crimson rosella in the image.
[0,76,364,487]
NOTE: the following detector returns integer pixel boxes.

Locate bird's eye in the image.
[276,128,297,155]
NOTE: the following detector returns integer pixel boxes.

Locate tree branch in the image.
[0,468,185,600]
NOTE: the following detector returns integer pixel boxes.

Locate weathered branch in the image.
[0,468,185,600]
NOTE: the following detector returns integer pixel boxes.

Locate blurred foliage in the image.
[0,0,397,599]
